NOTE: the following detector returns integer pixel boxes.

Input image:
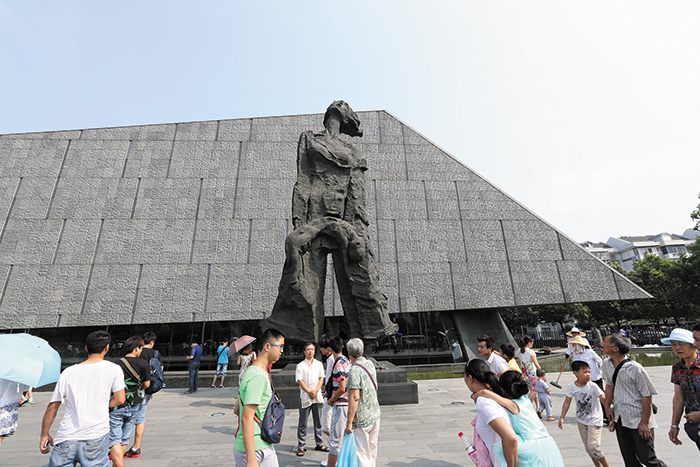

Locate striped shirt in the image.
[330,355,351,406]
[602,358,657,429]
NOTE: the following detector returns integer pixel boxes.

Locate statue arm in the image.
[292,132,311,229]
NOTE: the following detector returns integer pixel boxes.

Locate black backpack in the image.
[145,350,165,394]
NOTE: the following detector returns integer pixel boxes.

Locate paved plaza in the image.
[3,365,695,466]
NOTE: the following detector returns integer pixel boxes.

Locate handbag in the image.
[253,376,286,444]
[685,421,700,444]
[470,418,494,467]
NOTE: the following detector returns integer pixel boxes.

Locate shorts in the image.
[109,405,139,448]
[322,399,332,433]
[234,445,278,467]
[0,402,19,437]
[216,363,228,376]
[577,422,605,459]
[49,433,109,467]
[134,393,152,425]
[329,404,348,456]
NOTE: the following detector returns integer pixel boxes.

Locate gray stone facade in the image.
[0,111,650,329]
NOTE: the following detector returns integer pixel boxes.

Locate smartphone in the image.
[43,439,50,449]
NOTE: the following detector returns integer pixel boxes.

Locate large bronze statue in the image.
[260,101,398,343]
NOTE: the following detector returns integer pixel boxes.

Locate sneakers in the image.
[321,461,328,467]
[124,447,141,458]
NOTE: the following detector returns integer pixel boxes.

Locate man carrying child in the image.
[558,360,610,467]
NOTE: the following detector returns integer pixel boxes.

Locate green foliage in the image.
[675,238,700,313]
[499,306,539,332]
[692,193,700,231]
[501,303,592,333]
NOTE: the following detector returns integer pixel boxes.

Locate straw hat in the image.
[566,327,582,337]
[567,335,589,346]
[660,329,694,346]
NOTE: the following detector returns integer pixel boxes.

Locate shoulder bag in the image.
[253,375,286,444]
[612,358,657,415]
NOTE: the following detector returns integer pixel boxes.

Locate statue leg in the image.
[332,226,397,340]
[345,232,398,340]
[261,227,327,343]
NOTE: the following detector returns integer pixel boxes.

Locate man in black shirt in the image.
[109,336,151,467]
[124,331,158,458]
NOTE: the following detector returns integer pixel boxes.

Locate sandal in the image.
[547,417,556,422]
[315,445,330,452]
[296,449,305,457]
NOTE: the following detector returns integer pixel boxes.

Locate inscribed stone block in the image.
[360,143,407,181]
[250,114,320,142]
[120,140,172,178]
[216,118,252,142]
[197,178,238,220]
[239,141,297,180]
[375,180,426,220]
[175,121,218,141]
[510,260,565,306]
[167,141,217,178]
[0,219,61,264]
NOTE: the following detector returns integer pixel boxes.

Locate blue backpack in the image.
[253,378,285,444]
[145,350,165,394]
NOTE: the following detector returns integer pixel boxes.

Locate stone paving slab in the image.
[3,365,695,466]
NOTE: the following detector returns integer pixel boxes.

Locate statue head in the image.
[324,100,363,137]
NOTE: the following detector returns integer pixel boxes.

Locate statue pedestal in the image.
[273,360,419,409]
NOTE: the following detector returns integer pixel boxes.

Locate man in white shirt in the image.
[477,334,510,376]
[295,342,327,456]
[602,334,667,467]
[40,330,126,467]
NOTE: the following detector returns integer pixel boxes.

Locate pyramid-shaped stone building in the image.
[0,110,650,356]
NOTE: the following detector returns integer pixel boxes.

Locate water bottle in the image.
[458,432,480,466]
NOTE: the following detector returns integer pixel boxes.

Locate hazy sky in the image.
[2,1,699,243]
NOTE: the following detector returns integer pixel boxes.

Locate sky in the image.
[1,1,699,243]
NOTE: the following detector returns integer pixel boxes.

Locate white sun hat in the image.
[660,329,694,345]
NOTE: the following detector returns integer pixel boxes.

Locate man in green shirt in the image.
[345,338,380,467]
[234,329,285,467]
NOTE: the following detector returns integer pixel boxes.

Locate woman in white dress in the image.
[516,336,541,413]
[464,359,518,467]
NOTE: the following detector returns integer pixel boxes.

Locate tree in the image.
[675,238,700,316]
[626,253,692,325]
[531,303,590,331]
[692,193,700,231]
[500,306,539,334]
[586,301,635,330]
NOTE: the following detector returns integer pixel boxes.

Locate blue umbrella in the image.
[0,333,61,387]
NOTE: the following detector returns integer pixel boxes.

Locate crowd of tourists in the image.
[0,322,699,466]
[466,326,700,467]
